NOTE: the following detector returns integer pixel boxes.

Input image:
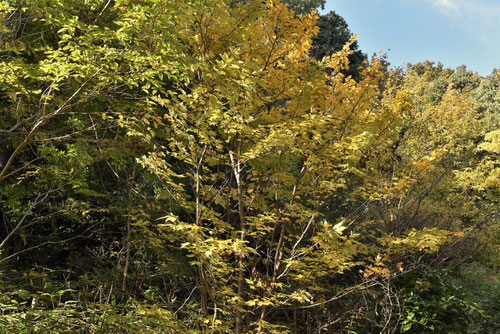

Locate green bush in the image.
[395,266,482,333]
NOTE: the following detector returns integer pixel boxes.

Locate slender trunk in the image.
[122,218,131,291]
[123,168,136,292]
[294,306,298,331]
[258,165,307,331]
[257,218,285,333]
[196,175,208,315]
[196,146,208,316]
[199,264,209,315]
[306,309,312,334]
[229,147,246,334]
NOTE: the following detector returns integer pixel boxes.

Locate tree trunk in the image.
[229,147,246,334]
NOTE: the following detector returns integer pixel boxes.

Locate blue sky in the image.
[322,0,500,76]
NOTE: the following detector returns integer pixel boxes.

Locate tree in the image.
[309,11,366,80]
[281,0,325,14]
[0,1,496,333]
[125,1,458,332]
[282,0,368,80]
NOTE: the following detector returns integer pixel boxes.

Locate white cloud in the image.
[427,0,500,26]
[423,0,500,42]
[462,1,500,26]
[430,0,458,10]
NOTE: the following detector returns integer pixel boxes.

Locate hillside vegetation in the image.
[0,1,498,333]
